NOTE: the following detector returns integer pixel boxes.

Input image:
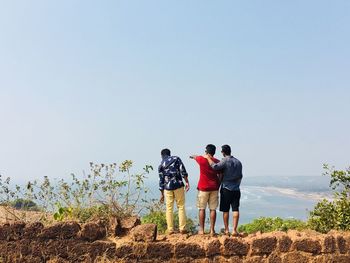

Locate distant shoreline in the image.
[242,185,333,201]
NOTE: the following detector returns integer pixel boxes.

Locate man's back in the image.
[158,155,188,191]
[221,156,242,191]
[210,155,243,191]
[195,156,220,191]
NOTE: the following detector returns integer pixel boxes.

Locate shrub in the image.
[308,165,350,233]
[238,217,308,234]
[0,161,153,223]
[142,210,168,233]
[72,205,111,223]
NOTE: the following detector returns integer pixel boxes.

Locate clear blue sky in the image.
[0,1,349,185]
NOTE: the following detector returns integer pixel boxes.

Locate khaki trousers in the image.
[164,187,186,232]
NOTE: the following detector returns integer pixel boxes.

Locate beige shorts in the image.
[197,190,219,210]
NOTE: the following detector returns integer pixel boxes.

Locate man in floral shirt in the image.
[159,148,190,234]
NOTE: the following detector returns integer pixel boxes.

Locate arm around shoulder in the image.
[210,159,226,171]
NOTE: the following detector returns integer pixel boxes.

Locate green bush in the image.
[238,217,308,234]
[308,165,350,233]
[142,211,168,233]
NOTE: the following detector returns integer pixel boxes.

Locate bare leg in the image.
[232,211,240,235]
[198,209,205,234]
[210,210,216,234]
[223,212,229,234]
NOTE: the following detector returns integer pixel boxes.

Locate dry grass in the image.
[0,205,51,224]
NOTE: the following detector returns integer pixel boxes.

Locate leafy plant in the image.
[71,204,111,223]
[308,165,350,233]
[238,217,308,234]
[142,210,168,233]
[53,204,73,221]
[0,161,153,223]
[324,164,350,192]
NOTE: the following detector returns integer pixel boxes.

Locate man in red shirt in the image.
[190,144,221,235]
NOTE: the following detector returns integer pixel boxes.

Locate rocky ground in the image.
[0,216,350,262]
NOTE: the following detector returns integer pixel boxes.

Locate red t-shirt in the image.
[195,156,220,191]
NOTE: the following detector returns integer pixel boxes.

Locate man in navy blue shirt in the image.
[159,148,190,234]
[206,144,243,236]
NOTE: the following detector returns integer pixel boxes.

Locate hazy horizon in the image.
[1,1,349,183]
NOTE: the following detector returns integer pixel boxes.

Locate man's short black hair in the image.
[221,145,231,155]
[161,148,171,157]
[205,144,216,155]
